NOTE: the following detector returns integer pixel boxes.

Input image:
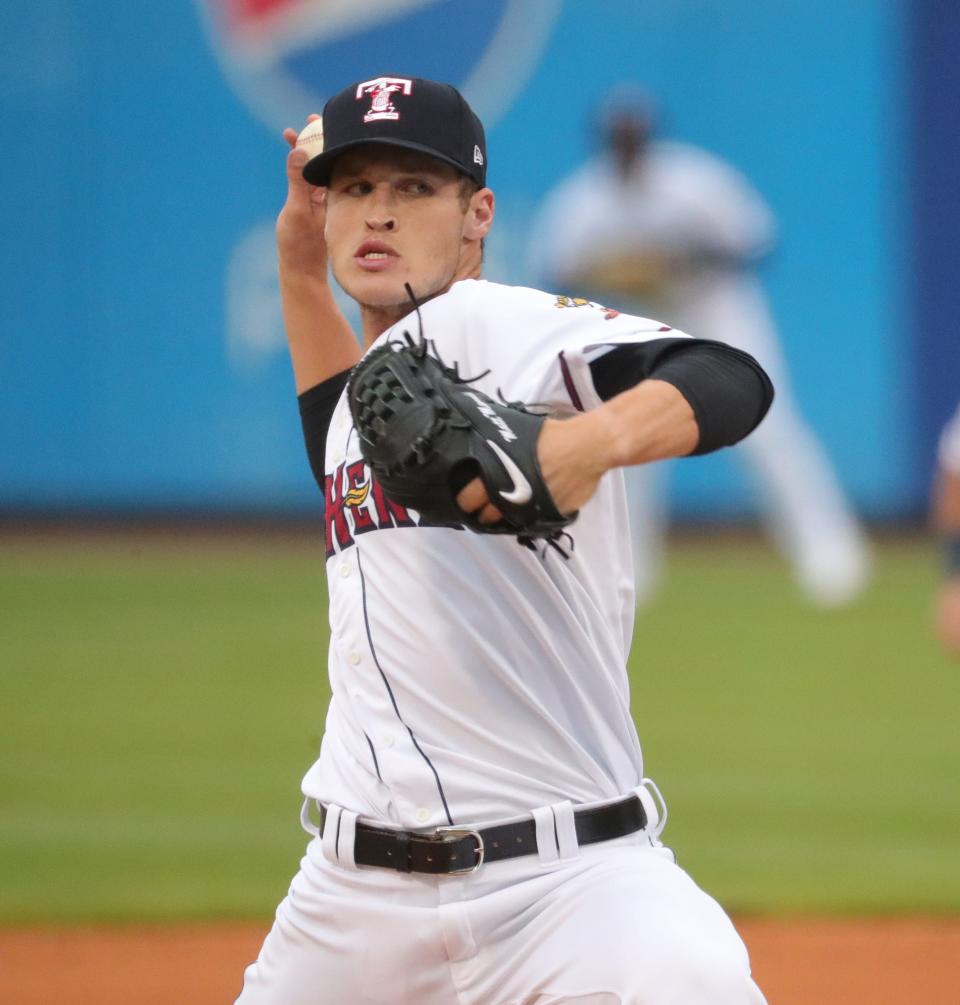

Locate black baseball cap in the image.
[302,75,487,187]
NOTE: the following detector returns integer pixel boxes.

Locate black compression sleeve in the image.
[588,338,774,456]
[298,369,351,491]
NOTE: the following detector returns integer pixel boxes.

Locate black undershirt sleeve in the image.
[298,368,351,491]
[588,337,774,456]
[297,340,770,491]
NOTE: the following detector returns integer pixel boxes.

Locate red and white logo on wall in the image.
[196,0,560,133]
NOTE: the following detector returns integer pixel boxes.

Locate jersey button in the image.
[383,733,395,748]
[415,807,430,824]
[348,650,362,666]
[338,563,350,578]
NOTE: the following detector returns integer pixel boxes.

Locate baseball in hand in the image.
[296,118,325,163]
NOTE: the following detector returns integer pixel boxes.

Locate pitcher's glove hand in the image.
[348,337,576,548]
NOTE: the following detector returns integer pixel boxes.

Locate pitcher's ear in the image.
[465,188,495,240]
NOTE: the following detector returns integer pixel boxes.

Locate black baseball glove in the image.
[347,335,576,549]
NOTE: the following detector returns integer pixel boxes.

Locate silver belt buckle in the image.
[433,826,485,875]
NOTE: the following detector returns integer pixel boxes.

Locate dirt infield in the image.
[1,917,957,1004]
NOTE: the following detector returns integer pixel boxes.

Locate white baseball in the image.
[296,118,325,162]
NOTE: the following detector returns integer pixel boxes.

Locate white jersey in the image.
[302,278,691,828]
[939,404,960,475]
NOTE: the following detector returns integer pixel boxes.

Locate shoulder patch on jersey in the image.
[554,294,620,321]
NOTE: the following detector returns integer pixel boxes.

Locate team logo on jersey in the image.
[357,76,413,122]
[343,478,371,507]
[325,459,460,558]
[554,295,620,321]
[555,296,589,309]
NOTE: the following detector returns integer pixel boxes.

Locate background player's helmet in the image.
[595,83,655,172]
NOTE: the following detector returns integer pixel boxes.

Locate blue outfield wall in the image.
[0,0,934,519]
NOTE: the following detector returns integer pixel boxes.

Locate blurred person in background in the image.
[527,85,870,606]
[933,403,960,656]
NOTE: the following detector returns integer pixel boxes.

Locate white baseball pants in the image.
[234,804,767,1004]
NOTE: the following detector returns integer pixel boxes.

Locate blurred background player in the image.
[527,85,871,606]
[933,403,960,656]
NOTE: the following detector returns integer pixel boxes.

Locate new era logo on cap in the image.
[302,74,488,188]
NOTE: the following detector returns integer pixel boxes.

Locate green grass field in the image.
[1,530,958,923]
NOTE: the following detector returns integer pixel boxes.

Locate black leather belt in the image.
[320,795,647,875]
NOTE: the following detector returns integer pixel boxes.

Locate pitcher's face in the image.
[325,146,483,311]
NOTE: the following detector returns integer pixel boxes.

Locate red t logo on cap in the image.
[356,76,414,123]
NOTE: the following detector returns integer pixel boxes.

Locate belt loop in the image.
[321,804,344,864]
[300,797,321,838]
[635,778,668,840]
[337,810,359,870]
[552,799,579,859]
[532,806,559,864]
[392,831,413,873]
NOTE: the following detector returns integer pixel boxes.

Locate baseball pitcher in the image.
[235,75,773,1005]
